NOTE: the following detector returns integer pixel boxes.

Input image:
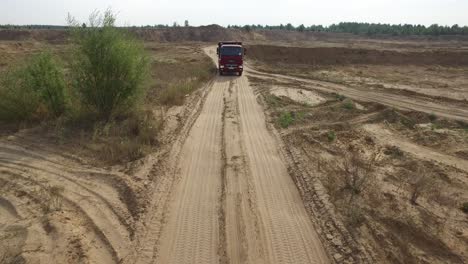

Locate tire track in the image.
[0,138,138,263]
[224,78,266,264]
[0,168,126,262]
[234,75,330,264]
[219,86,230,264]
[156,73,228,264]
[130,81,214,264]
[0,172,117,263]
[0,159,133,235]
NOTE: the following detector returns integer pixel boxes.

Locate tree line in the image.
[229,22,468,36]
[2,22,468,36]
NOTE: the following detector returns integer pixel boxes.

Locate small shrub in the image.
[342,99,356,110]
[279,111,294,128]
[384,145,404,158]
[408,165,437,205]
[429,113,437,122]
[39,185,64,213]
[69,10,150,119]
[339,151,376,203]
[327,130,336,142]
[335,93,346,101]
[461,202,468,214]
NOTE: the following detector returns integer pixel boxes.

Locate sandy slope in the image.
[153,47,329,264]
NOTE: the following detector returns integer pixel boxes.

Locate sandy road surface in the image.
[247,68,468,122]
[152,47,329,264]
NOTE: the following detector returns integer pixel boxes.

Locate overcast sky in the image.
[1,0,467,27]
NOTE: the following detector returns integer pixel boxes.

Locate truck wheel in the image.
[238,71,243,76]
[219,70,223,76]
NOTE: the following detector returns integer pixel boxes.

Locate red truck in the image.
[217,42,246,76]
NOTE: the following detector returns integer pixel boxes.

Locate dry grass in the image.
[146,44,215,106]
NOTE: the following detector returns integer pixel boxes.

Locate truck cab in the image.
[217,41,246,76]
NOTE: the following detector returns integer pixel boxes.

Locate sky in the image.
[1,0,468,27]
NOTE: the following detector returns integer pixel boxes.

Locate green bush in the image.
[0,52,66,122]
[69,10,149,119]
[279,111,294,128]
[25,53,67,116]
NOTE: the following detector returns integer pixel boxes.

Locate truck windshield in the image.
[220,47,242,56]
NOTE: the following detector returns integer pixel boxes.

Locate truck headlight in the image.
[239,65,243,68]
[220,65,225,68]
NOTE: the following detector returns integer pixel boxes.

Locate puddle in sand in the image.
[271,86,326,106]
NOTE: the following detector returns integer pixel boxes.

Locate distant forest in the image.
[1,22,468,36]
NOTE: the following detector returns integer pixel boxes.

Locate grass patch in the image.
[277,110,306,128]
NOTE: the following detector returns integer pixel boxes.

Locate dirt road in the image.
[146,47,330,264]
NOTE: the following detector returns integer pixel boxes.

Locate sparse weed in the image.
[340,151,376,203]
[327,130,336,142]
[461,202,468,214]
[265,94,281,108]
[456,120,468,129]
[335,93,346,101]
[429,113,437,122]
[384,145,404,158]
[431,123,442,130]
[342,99,356,110]
[39,185,65,213]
